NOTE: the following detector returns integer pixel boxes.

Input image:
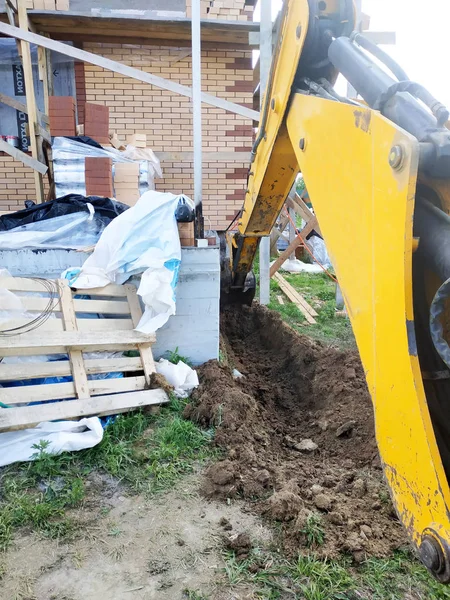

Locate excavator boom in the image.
[222,0,450,582]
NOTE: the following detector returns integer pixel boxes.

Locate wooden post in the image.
[17,0,44,203]
[38,46,50,118]
[258,0,272,305]
[191,0,202,210]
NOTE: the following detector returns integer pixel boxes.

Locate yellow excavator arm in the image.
[222,0,450,582]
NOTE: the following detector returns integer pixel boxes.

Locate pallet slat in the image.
[0,318,135,333]
[0,388,169,431]
[0,330,155,356]
[0,357,143,381]
[0,277,127,297]
[0,376,147,405]
[18,296,130,315]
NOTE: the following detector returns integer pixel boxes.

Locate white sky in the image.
[254,0,450,108]
[363,0,450,107]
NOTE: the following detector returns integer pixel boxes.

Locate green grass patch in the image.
[267,271,355,347]
[223,548,450,599]
[0,396,215,551]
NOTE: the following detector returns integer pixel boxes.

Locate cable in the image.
[0,278,62,337]
[282,207,337,283]
[350,31,409,82]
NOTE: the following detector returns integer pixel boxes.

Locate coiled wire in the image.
[0,278,62,337]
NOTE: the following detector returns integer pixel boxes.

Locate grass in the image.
[301,513,325,548]
[223,548,450,600]
[267,270,355,347]
[0,395,215,551]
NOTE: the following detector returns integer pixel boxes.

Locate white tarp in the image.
[0,418,104,467]
[64,191,182,333]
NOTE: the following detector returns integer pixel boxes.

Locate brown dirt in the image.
[184,304,407,561]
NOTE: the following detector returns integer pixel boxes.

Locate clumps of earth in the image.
[184,304,407,561]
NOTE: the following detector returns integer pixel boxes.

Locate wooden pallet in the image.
[0,277,168,431]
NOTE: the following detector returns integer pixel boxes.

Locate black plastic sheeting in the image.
[0,195,129,232]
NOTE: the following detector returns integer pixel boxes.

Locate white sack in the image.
[0,418,104,467]
[65,191,181,333]
[272,258,323,274]
[156,359,199,398]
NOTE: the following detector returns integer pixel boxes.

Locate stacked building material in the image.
[177,222,195,246]
[85,157,113,197]
[49,96,76,137]
[114,163,140,206]
[84,103,110,145]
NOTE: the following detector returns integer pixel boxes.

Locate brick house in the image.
[0,0,257,230]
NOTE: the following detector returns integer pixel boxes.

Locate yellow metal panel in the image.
[239,0,310,233]
[286,93,450,551]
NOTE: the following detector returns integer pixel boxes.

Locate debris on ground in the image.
[185,304,407,561]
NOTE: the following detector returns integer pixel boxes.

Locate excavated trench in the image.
[185,304,407,560]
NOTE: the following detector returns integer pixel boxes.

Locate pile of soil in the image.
[184,304,407,561]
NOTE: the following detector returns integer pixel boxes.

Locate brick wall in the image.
[82,43,254,229]
[0,157,36,212]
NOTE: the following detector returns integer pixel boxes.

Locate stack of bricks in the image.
[49,96,76,137]
[84,103,110,145]
[114,163,140,206]
[186,0,253,21]
[177,222,195,246]
[85,157,113,198]
[82,44,254,230]
[30,0,70,10]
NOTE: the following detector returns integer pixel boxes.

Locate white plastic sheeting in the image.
[0,418,104,467]
[65,191,182,333]
[52,137,161,199]
[156,359,199,398]
[0,203,102,251]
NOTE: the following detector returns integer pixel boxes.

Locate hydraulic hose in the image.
[350,31,409,82]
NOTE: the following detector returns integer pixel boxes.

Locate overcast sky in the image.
[363,0,449,107]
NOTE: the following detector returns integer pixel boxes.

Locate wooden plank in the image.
[0,375,147,405]
[0,138,47,174]
[273,273,318,322]
[269,218,318,277]
[273,272,318,318]
[17,0,44,203]
[0,92,50,126]
[125,284,155,386]
[19,296,130,315]
[277,295,285,305]
[59,279,90,399]
[71,283,129,297]
[0,356,142,381]
[0,388,169,431]
[0,330,156,356]
[0,277,127,296]
[287,192,322,237]
[37,45,50,117]
[0,318,135,333]
[0,21,260,122]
